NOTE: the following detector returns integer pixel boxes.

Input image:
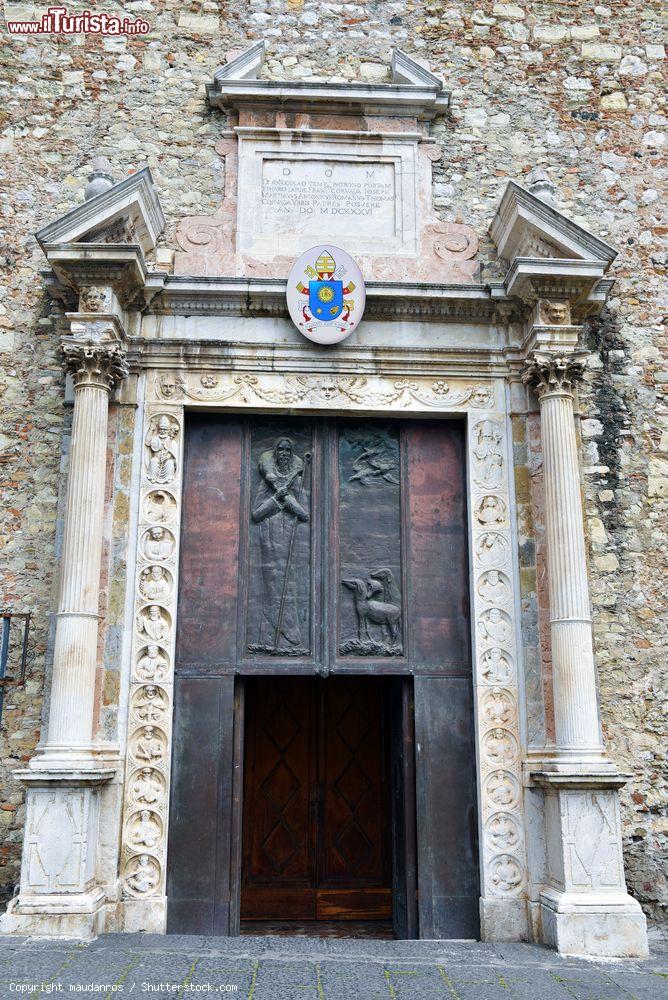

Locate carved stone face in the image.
[145,686,158,699]
[150,567,163,581]
[157,416,171,438]
[147,645,158,658]
[150,527,164,541]
[148,606,160,620]
[275,438,293,472]
[160,376,177,398]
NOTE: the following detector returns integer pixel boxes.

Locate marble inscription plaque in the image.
[261,159,396,239]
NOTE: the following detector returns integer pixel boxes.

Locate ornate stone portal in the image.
[1,44,647,958]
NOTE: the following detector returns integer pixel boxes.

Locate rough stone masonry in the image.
[0,0,665,925]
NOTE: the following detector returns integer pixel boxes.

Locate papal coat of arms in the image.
[286,244,366,345]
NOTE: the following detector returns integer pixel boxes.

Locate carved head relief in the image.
[538,299,571,326]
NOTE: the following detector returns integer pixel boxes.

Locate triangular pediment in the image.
[35,167,165,255]
[490,180,617,267]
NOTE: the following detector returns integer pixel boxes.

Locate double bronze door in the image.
[167,414,479,938]
[241,675,392,922]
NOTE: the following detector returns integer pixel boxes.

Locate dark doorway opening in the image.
[240,675,408,935]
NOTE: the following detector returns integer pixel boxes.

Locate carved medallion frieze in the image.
[123,854,160,896]
[131,685,169,724]
[130,767,166,807]
[139,566,173,602]
[135,645,169,683]
[490,854,523,895]
[480,648,514,685]
[476,531,510,567]
[144,490,177,524]
[141,527,176,562]
[136,605,171,643]
[477,570,511,607]
[485,770,521,809]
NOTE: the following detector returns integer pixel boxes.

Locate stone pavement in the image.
[0,932,666,1000]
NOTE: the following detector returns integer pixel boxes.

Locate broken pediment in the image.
[489,180,617,267]
[35,167,165,256]
[206,42,450,119]
[175,44,477,284]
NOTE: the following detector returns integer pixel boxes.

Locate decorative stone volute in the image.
[521,352,587,400]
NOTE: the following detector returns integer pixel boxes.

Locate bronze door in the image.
[241,676,392,921]
[167,415,478,938]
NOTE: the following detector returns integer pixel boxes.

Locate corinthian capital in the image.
[521,353,587,400]
[61,335,129,391]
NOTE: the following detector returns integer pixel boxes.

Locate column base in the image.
[480,898,530,942]
[0,888,107,940]
[540,888,649,958]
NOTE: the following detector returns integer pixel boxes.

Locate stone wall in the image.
[0,0,665,920]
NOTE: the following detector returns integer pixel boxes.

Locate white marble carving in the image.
[124,854,160,896]
[132,685,169,723]
[136,605,171,643]
[135,646,169,683]
[145,414,179,484]
[127,810,163,851]
[139,566,173,602]
[475,496,508,526]
[476,531,509,567]
[481,648,514,685]
[486,770,521,809]
[477,570,511,607]
[144,490,177,523]
[130,768,165,807]
[479,608,513,644]
[141,527,176,562]
[481,688,515,726]
[472,419,504,487]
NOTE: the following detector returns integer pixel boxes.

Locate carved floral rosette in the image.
[469,414,527,900]
[120,406,183,900]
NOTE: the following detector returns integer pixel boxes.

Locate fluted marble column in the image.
[45,335,129,755]
[522,353,604,762]
[523,352,648,958]
[0,326,129,938]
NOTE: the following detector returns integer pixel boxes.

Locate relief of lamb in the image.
[341,567,403,657]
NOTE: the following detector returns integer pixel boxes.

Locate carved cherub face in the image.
[150,527,164,542]
[145,686,158,699]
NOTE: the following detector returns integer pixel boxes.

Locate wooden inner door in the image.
[241,675,392,922]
